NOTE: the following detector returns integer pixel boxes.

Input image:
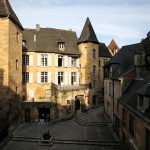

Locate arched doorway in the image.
[75,99,80,114]
[92,95,97,106]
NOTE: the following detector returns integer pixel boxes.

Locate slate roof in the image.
[120,71,150,121]
[23,28,80,55]
[108,39,119,50]
[78,17,99,44]
[137,83,150,96]
[99,43,112,58]
[105,43,145,78]
[0,0,23,30]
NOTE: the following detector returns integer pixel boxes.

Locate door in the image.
[39,108,50,122]
[25,108,30,122]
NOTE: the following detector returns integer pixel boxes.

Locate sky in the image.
[10,0,150,47]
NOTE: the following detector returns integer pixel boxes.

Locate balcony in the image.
[51,82,90,91]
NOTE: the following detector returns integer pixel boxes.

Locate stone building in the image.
[108,39,120,56]
[118,34,150,150]
[104,42,145,132]
[22,18,112,122]
[0,0,23,140]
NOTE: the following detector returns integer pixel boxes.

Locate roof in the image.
[120,71,150,120]
[0,0,23,30]
[108,39,119,51]
[78,17,99,44]
[105,43,145,78]
[137,83,150,96]
[23,28,80,55]
[99,43,112,58]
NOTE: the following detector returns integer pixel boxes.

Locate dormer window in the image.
[139,94,144,107]
[58,38,65,51]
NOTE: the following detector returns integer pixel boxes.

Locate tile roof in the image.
[105,43,145,78]
[23,28,80,55]
[99,43,112,58]
[78,17,99,44]
[120,71,150,121]
[0,0,23,30]
[108,39,119,51]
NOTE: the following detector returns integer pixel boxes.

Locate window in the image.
[122,108,127,127]
[59,43,64,49]
[16,60,18,70]
[23,55,29,65]
[99,60,101,67]
[23,72,29,83]
[46,89,51,98]
[71,72,77,84]
[93,80,96,88]
[41,54,48,66]
[139,95,144,107]
[98,69,100,79]
[41,72,48,83]
[16,87,18,93]
[71,58,77,67]
[93,49,96,58]
[129,114,135,137]
[93,65,96,75]
[58,72,63,85]
[16,32,19,42]
[58,55,63,67]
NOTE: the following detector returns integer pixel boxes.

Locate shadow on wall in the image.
[0,69,22,142]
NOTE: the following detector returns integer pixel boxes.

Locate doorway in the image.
[25,108,30,122]
[38,108,50,122]
[92,95,97,106]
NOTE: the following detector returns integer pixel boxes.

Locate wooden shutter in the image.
[29,72,33,83]
[68,72,71,85]
[48,72,51,83]
[55,72,58,85]
[37,72,41,83]
[64,56,68,67]
[77,72,80,84]
[68,57,71,67]
[29,55,33,66]
[48,54,51,66]
[76,58,80,68]
[64,72,68,85]
[37,54,41,66]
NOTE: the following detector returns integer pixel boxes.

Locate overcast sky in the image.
[10,0,150,47]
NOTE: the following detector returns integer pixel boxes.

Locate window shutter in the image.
[55,54,58,66]
[77,72,80,84]
[29,55,33,66]
[64,72,68,85]
[29,72,33,83]
[64,56,68,67]
[48,54,51,66]
[68,57,71,67]
[55,72,58,85]
[37,72,41,83]
[76,58,80,68]
[37,54,41,66]
[68,72,71,85]
[48,72,51,83]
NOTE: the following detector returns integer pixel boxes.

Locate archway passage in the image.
[39,108,50,122]
[92,95,97,106]
[75,99,80,113]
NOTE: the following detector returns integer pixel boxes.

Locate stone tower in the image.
[78,17,100,107]
[0,0,23,133]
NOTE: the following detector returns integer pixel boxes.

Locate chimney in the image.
[36,24,40,32]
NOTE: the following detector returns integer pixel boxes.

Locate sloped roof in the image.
[108,39,119,50]
[78,17,99,44]
[0,0,23,30]
[23,28,80,55]
[137,83,150,96]
[105,43,145,78]
[99,43,112,58]
[120,71,150,121]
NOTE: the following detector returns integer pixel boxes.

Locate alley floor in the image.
[2,106,120,150]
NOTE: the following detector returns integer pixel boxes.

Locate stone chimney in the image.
[36,24,40,32]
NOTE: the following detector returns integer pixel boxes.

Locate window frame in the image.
[71,72,77,84]
[58,72,64,85]
[23,72,29,83]
[23,55,29,65]
[93,49,96,58]
[41,54,48,66]
[41,72,48,83]
[93,65,96,75]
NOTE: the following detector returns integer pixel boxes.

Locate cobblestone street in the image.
[2,106,120,150]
